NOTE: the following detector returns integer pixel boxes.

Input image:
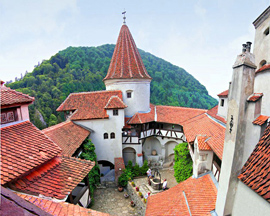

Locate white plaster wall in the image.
[254,72,270,116]
[143,137,162,159]
[217,97,228,119]
[74,109,125,165]
[165,141,178,158]
[254,15,270,68]
[243,102,262,166]
[20,105,30,120]
[104,79,151,117]
[232,181,270,216]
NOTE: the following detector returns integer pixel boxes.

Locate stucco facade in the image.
[105,79,151,117]
[75,109,125,165]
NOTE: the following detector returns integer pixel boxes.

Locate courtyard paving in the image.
[90,167,177,216]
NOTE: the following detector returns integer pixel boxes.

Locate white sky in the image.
[0,0,269,98]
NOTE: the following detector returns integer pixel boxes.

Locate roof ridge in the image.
[42,120,72,132]
[0,119,29,129]
[156,104,207,111]
[61,155,95,165]
[1,87,35,100]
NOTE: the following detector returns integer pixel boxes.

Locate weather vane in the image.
[122,10,126,24]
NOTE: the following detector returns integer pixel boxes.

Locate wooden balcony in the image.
[140,129,186,141]
[122,135,140,144]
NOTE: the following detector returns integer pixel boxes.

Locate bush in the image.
[173,142,193,183]
[140,160,149,175]
[118,172,129,187]
[133,163,141,176]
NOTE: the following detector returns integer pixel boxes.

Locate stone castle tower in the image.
[103,24,152,117]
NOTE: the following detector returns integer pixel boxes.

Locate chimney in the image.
[246,41,252,52]
[242,44,247,53]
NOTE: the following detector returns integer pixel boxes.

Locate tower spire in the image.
[122,10,126,25]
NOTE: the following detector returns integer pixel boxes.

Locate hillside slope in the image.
[7,44,217,128]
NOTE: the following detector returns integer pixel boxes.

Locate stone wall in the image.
[126,182,146,215]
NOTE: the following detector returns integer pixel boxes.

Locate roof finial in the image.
[122,10,126,25]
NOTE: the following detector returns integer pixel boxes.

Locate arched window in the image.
[260,60,267,68]
[104,133,108,139]
[264,27,269,36]
[110,132,115,139]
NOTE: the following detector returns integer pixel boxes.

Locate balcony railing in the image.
[140,129,186,141]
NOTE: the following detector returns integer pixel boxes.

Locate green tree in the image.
[173,142,193,183]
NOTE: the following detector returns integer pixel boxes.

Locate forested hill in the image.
[7,44,217,129]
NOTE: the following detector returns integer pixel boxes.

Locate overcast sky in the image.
[1,0,269,97]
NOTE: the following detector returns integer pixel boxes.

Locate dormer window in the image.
[264,27,269,36]
[220,99,225,107]
[113,109,118,116]
[260,60,267,68]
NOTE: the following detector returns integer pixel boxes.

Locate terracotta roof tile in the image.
[253,115,269,125]
[10,156,94,199]
[183,114,225,160]
[247,93,263,102]
[43,121,90,156]
[1,86,34,108]
[197,136,212,151]
[123,117,132,129]
[207,105,226,124]
[145,174,217,216]
[1,186,51,216]
[57,90,126,120]
[16,193,111,216]
[129,104,206,125]
[217,90,229,97]
[104,95,127,109]
[104,25,152,81]
[1,121,62,185]
[256,64,270,74]
[238,123,270,203]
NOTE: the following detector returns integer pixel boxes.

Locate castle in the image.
[1,5,270,216]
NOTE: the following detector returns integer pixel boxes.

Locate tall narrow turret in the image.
[104,24,152,117]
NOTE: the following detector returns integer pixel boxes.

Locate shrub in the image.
[118,172,128,187]
[140,160,149,175]
[133,163,141,176]
[173,142,193,183]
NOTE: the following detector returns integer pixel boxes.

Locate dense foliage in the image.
[7,44,217,128]
[174,142,193,183]
[79,139,100,202]
[118,160,149,187]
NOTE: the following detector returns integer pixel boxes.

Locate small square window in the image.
[113,109,118,116]
[127,92,132,98]
[220,99,224,107]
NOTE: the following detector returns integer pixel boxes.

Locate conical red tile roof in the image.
[104,24,152,81]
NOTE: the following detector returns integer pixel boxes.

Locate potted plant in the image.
[136,186,139,191]
[143,198,147,203]
[118,186,124,192]
[131,181,135,187]
[124,193,129,198]
[130,201,135,207]
[118,172,128,192]
[138,191,143,198]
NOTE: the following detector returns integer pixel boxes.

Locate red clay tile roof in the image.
[57,90,126,120]
[197,136,212,151]
[129,104,207,125]
[1,121,62,185]
[247,93,263,102]
[103,25,152,81]
[10,156,94,199]
[217,90,229,97]
[183,114,225,160]
[145,174,217,216]
[238,123,270,202]
[207,105,226,124]
[104,95,127,109]
[123,117,132,129]
[256,64,270,74]
[17,193,111,216]
[1,186,51,216]
[253,115,269,126]
[43,121,90,156]
[1,86,34,108]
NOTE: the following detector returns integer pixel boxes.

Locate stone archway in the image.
[165,141,179,162]
[122,147,136,165]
